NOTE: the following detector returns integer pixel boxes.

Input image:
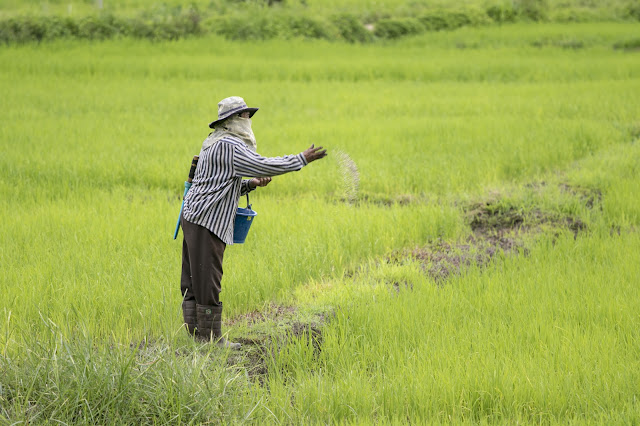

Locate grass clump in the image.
[0,331,259,423]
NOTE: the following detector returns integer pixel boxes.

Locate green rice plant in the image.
[267,230,640,423]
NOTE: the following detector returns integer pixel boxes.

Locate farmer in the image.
[180,96,327,348]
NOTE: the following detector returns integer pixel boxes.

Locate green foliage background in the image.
[1,0,640,43]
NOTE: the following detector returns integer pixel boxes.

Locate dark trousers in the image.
[181,216,226,307]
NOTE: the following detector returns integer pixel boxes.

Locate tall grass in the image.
[271,231,640,423]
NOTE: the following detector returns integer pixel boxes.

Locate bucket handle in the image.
[244,193,252,210]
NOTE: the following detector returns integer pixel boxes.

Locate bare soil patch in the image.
[559,183,602,210]
[226,304,330,384]
[335,193,426,207]
[388,186,592,283]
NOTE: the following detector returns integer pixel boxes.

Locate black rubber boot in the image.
[196,304,241,349]
[182,300,197,336]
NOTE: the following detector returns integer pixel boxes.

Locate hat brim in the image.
[209,107,259,128]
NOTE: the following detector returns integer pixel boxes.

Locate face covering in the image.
[202,115,257,152]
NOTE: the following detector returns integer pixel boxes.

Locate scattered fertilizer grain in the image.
[335,150,360,204]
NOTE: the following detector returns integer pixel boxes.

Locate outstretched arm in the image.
[234,142,328,178]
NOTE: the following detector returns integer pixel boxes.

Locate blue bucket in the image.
[233,194,257,244]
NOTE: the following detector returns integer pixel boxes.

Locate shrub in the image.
[419,8,491,32]
[550,8,602,23]
[285,14,337,40]
[514,0,550,21]
[0,7,206,44]
[208,13,281,40]
[0,1,630,45]
[0,16,77,43]
[417,12,450,31]
[13,17,46,42]
[330,13,373,43]
[486,4,517,23]
[77,15,121,40]
[209,12,336,41]
[374,17,424,39]
[134,5,203,40]
[613,38,640,50]
[172,6,203,37]
[40,16,79,40]
[146,21,180,41]
[127,18,153,39]
[0,18,27,43]
[626,1,640,21]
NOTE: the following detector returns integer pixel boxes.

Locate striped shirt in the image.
[182,136,308,244]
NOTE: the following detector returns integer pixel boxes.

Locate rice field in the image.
[1,21,639,423]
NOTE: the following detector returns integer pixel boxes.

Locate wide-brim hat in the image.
[209,96,259,128]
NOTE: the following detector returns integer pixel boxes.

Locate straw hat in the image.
[208,96,259,129]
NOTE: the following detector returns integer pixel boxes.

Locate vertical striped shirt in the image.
[182,136,308,244]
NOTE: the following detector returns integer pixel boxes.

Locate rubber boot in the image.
[182,300,197,336]
[196,304,241,349]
